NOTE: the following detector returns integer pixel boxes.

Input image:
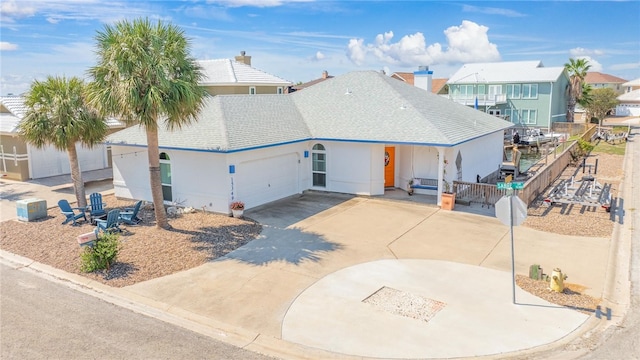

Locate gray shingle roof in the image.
[108,95,310,152]
[198,59,292,86]
[447,60,566,84]
[107,71,512,152]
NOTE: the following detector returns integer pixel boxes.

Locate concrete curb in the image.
[0,249,360,360]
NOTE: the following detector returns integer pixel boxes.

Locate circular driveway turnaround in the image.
[282,259,589,359]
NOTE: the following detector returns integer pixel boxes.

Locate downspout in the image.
[437,147,445,206]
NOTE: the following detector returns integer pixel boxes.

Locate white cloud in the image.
[0,41,18,51]
[462,5,526,17]
[570,47,605,57]
[0,74,33,96]
[572,55,603,72]
[206,0,313,8]
[0,0,37,20]
[311,51,325,61]
[609,61,640,71]
[346,20,500,68]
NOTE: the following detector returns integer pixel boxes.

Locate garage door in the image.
[237,153,299,208]
[30,144,107,179]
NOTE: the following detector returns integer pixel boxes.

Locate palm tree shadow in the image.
[219,225,342,266]
[0,185,36,201]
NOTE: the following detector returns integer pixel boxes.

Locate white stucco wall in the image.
[111,146,151,201]
[318,141,385,196]
[228,143,308,210]
[113,143,307,214]
[111,146,228,212]
[112,132,505,213]
[453,131,505,182]
[171,150,228,211]
[397,131,505,194]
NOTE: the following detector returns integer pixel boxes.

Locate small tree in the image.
[80,232,120,273]
[583,88,619,132]
[19,77,107,208]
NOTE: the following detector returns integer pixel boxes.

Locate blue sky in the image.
[1,0,639,96]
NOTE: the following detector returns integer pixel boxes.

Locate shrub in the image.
[81,232,119,273]
[577,138,595,155]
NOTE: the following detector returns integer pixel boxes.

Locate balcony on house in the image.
[441,93,508,107]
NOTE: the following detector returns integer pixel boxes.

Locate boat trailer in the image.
[543,175,612,212]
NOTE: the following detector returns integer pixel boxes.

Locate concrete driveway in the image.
[118,191,610,359]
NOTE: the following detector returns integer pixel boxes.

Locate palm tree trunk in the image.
[146,126,169,229]
[567,99,576,123]
[67,143,87,208]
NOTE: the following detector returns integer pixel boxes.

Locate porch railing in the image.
[453,124,597,208]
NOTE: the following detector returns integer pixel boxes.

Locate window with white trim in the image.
[521,109,537,124]
[522,84,538,99]
[312,144,326,187]
[488,85,502,101]
[458,84,474,99]
[506,84,521,99]
[159,152,172,202]
[277,87,283,94]
[249,86,256,95]
[506,108,519,124]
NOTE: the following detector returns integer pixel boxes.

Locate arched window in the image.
[312,144,326,187]
[159,152,172,202]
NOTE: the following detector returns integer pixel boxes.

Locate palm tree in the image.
[86,18,207,229]
[564,58,591,122]
[18,76,107,208]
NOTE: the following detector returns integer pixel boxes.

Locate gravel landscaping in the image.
[0,151,624,314]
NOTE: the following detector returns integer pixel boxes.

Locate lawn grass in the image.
[593,138,627,155]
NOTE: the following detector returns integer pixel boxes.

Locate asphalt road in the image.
[577,125,640,360]
[0,264,277,360]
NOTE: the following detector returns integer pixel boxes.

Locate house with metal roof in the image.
[0,96,124,180]
[107,71,512,213]
[445,61,570,130]
[198,51,292,96]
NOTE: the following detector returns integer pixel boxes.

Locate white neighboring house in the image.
[107,71,513,213]
[616,78,640,116]
[0,96,124,180]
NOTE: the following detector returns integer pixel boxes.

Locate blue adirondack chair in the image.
[118,200,142,225]
[95,209,121,234]
[58,199,87,225]
[88,193,107,222]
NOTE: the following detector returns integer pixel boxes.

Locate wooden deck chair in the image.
[95,209,121,234]
[88,193,107,222]
[119,200,142,225]
[58,199,87,225]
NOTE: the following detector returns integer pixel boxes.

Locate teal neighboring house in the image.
[445,60,570,129]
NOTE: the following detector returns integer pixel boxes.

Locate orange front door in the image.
[384,147,395,187]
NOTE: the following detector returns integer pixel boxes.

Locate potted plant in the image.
[230,201,245,218]
[441,159,455,210]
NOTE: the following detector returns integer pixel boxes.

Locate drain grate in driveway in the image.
[362,286,446,323]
